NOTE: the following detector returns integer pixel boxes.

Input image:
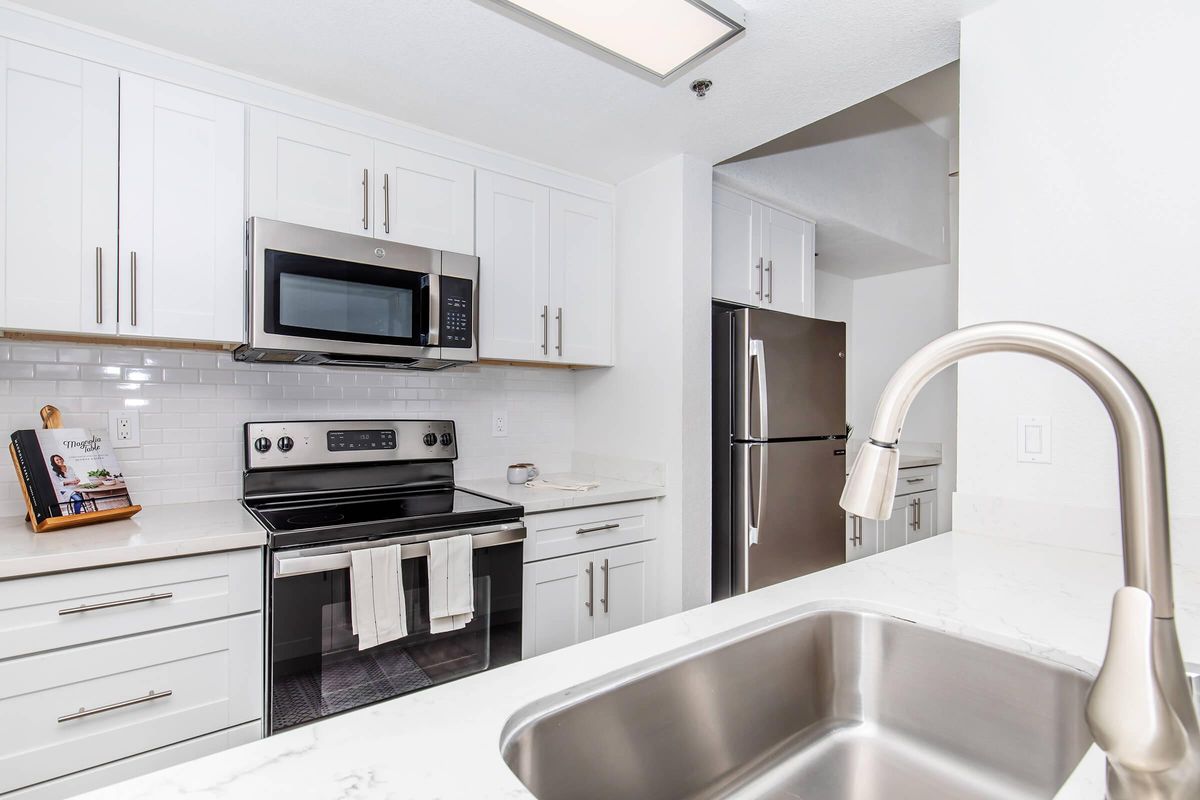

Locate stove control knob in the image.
[277,436,294,452]
[254,436,272,453]
[440,433,453,447]
[423,433,438,447]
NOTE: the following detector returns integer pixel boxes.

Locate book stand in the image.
[8,405,142,532]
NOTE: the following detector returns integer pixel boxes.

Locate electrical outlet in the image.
[109,410,141,449]
[492,409,508,438]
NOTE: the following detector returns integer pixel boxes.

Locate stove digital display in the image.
[327,429,397,452]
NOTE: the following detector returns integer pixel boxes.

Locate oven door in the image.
[268,524,524,733]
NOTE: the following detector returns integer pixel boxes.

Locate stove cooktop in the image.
[247,486,522,549]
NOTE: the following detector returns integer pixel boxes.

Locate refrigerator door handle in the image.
[749,443,768,546]
[750,338,769,439]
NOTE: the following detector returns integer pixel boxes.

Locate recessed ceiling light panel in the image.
[485,0,746,81]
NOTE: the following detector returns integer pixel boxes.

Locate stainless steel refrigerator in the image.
[712,307,847,601]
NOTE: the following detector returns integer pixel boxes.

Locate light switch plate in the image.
[1017,415,1051,463]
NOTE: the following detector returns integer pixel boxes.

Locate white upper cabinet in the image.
[374,142,474,254]
[476,171,551,362]
[118,75,245,342]
[0,40,118,335]
[247,107,372,235]
[712,184,815,317]
[761,207,815,317]
[551,190,614,367]
[712,185,763,307]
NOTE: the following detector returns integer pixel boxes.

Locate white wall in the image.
[816,264,957,530]
[0,340,575,518]
[575,154,713,615]
[956,0,1200,561]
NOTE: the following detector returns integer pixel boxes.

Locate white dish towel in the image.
[349,544,408,651]
[427,534,474,634]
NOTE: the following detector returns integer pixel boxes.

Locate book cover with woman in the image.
[29,429,131,516]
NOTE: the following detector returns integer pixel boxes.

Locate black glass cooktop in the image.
[248,487,521,548]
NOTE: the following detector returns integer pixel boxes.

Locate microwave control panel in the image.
[440,276,473,349]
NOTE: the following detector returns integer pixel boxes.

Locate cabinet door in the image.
[762,207,814,317]
[374,142,474,253]
[846,514,879,562]
[246,107,372,234]
[0,41,118,334]
[550,190,613,366]
[711,185,762,307]
[909,490,938,542]
[118,75,245,342]
[881,495,913,552]
[476,171,550,362]
[522,554,593,658]
[594,542,653,637]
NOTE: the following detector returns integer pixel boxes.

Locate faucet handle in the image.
[1086,587,1188,773]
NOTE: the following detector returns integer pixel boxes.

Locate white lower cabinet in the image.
[0,549,264,797]
[845,466,939,561]
[521,501,659,658]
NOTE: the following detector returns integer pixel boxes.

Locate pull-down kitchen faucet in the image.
[840,321,1199,799]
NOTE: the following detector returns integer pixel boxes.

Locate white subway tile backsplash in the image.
[0,341,576,517]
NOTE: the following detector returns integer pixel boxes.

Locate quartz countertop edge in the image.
[0,500,266,579]
[76,530,1195,800]
[458,472,666,514]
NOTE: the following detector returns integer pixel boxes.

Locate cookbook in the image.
[9,428,132,523]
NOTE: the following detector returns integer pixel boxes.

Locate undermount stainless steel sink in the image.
[500,609,1095,800]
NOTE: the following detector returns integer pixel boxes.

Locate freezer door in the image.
[733,309,846,440]
[732,440,846,594]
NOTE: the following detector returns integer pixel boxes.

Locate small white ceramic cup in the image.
[507,463,539,484]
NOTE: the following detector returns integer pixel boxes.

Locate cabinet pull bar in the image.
[541,305,549,355]
[585,561,594,617]
[555,307,563,356]
[130,251,138,327]
[59,591,173,616]
[766,259,773,302]
[362,168,369,230]
[58,689,172,723]
[601,558,609,612]
[95,247,103,324]
[576,522,619,536]
[755,257,763,299]
[383,173,390,234]
[905,477,924,483]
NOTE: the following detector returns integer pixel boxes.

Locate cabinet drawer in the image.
[0,614,262,794]
[0,549,262,660]
[895,465,937,495]
[524,501,655,562]
[3,720,261,800]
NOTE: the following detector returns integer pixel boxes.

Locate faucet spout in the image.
[840,321,1199,799]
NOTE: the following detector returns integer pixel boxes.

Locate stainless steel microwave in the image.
[235,218,478,370]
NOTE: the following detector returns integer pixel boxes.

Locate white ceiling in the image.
[9,0,975,184]
[885,59,959,141]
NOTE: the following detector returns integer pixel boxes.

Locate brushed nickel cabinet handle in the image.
[95,247,103,324]
[361,168,369,230]
[541,305,549,355]
[59,591,173,615]
[585,561,594,617]
[555,307,563,356]
[577,522,619,536]
[765,259,773,302]
[130,251,138,327]
[601,558,609,613]
[58,689,172,723]
[916,497,922,529]
[755,257,763,299]
[383,172,390,234]
[909,499,918,531]
[905,477,924,484]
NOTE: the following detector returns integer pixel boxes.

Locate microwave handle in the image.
[426,273,441,347]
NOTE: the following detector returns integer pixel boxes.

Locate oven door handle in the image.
[273,525,525,578]
[425,273,441,347]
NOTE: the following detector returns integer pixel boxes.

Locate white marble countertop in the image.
[459,472,665,514]
[80,530,1199,800]
[0,500,266,579]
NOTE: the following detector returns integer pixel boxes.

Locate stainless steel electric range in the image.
[242,419,525,734]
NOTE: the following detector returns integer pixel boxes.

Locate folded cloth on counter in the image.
[427,534,474,634]
[349,544,408,650]
[523,478,600,492]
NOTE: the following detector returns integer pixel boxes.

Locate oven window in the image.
[264,249,429,347]
[270,542,522,733]
[279,273,413,338]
